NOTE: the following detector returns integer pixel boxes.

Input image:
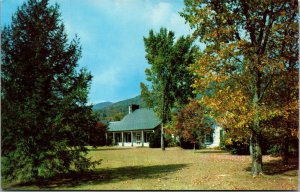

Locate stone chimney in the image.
[129,104,139,114]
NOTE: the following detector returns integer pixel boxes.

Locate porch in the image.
[111,130,153,147]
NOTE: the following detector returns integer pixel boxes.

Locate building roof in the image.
[108,108,161,132]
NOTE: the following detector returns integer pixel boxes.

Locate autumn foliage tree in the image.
[176,100,213,150]
[181,0,298,176]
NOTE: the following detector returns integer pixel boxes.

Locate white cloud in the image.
[92,67,121,88]
[150,2,172,26]
[169,13,191,36]
[89,0,190,36]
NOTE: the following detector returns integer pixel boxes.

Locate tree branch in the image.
[258,75,273,102]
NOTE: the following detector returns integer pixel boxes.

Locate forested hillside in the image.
[92,102,113,110]
[93,95,146,122]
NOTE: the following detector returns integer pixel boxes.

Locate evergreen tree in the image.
[1,0,99,181]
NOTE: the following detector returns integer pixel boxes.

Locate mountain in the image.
[93,95,146,122]
[92,101,113,110]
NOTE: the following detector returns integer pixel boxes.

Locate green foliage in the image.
[164,134,178,147]
[92,102,113,110]
[141,28,197,150]
[141,28,197,123]
[266,138,299,157]
[267,144,283,157]
[1,0,99,182]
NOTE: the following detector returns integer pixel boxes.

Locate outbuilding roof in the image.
[108,108,161,132]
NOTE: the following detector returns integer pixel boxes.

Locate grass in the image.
[3,147,298,190]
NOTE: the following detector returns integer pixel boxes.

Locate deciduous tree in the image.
[181,0,298,176]
[141,28,197,150]
[175,100,213,151]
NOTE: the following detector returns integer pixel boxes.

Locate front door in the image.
[136,134,140,144]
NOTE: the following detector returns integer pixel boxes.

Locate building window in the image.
[205,133,213,144]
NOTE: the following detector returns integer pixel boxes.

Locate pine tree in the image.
[1,0,99,182]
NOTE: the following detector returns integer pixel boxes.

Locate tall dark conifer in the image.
[1,0,98,181]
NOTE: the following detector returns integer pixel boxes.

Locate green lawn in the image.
[3,147,298,190]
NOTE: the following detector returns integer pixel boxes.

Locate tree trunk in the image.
[251,91,263,176]
[193,143,196,153]
[250,131,263,176]
[161,82,166,151]
[249,135,253,157]
[161,124,165,150]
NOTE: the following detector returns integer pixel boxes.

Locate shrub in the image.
[179,137,200,149]
[267,138,299,157]
[164,134,178,147]
[224,138,250,155]
[267,144,282,157]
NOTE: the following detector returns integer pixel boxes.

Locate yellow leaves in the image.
[291,129,298,138]
[272,23,284,32]
[237,40,249,48]
[290,23,298,31]
[279,10,286,17]
[225,138,233,145]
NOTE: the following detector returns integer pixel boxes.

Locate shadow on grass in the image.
[195,150,228,154]
[245,157,298,175]
[88,147,134,151]
[14,163,188,189]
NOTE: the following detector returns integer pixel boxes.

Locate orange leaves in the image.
[175,99,212,142]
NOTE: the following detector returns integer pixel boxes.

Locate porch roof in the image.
[108,108,161,132]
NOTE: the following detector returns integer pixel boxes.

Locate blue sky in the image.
[2,0,192,104]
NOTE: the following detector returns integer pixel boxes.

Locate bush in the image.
[179,137,200,149]
[164,134,178,147]
[224,138,250,155]
[267,138,299,157]
[267,144,282,157]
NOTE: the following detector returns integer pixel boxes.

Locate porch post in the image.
[121,132,124,147]
[112,132,115,146]
[131,131,133,147]
[141,130,144,147]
